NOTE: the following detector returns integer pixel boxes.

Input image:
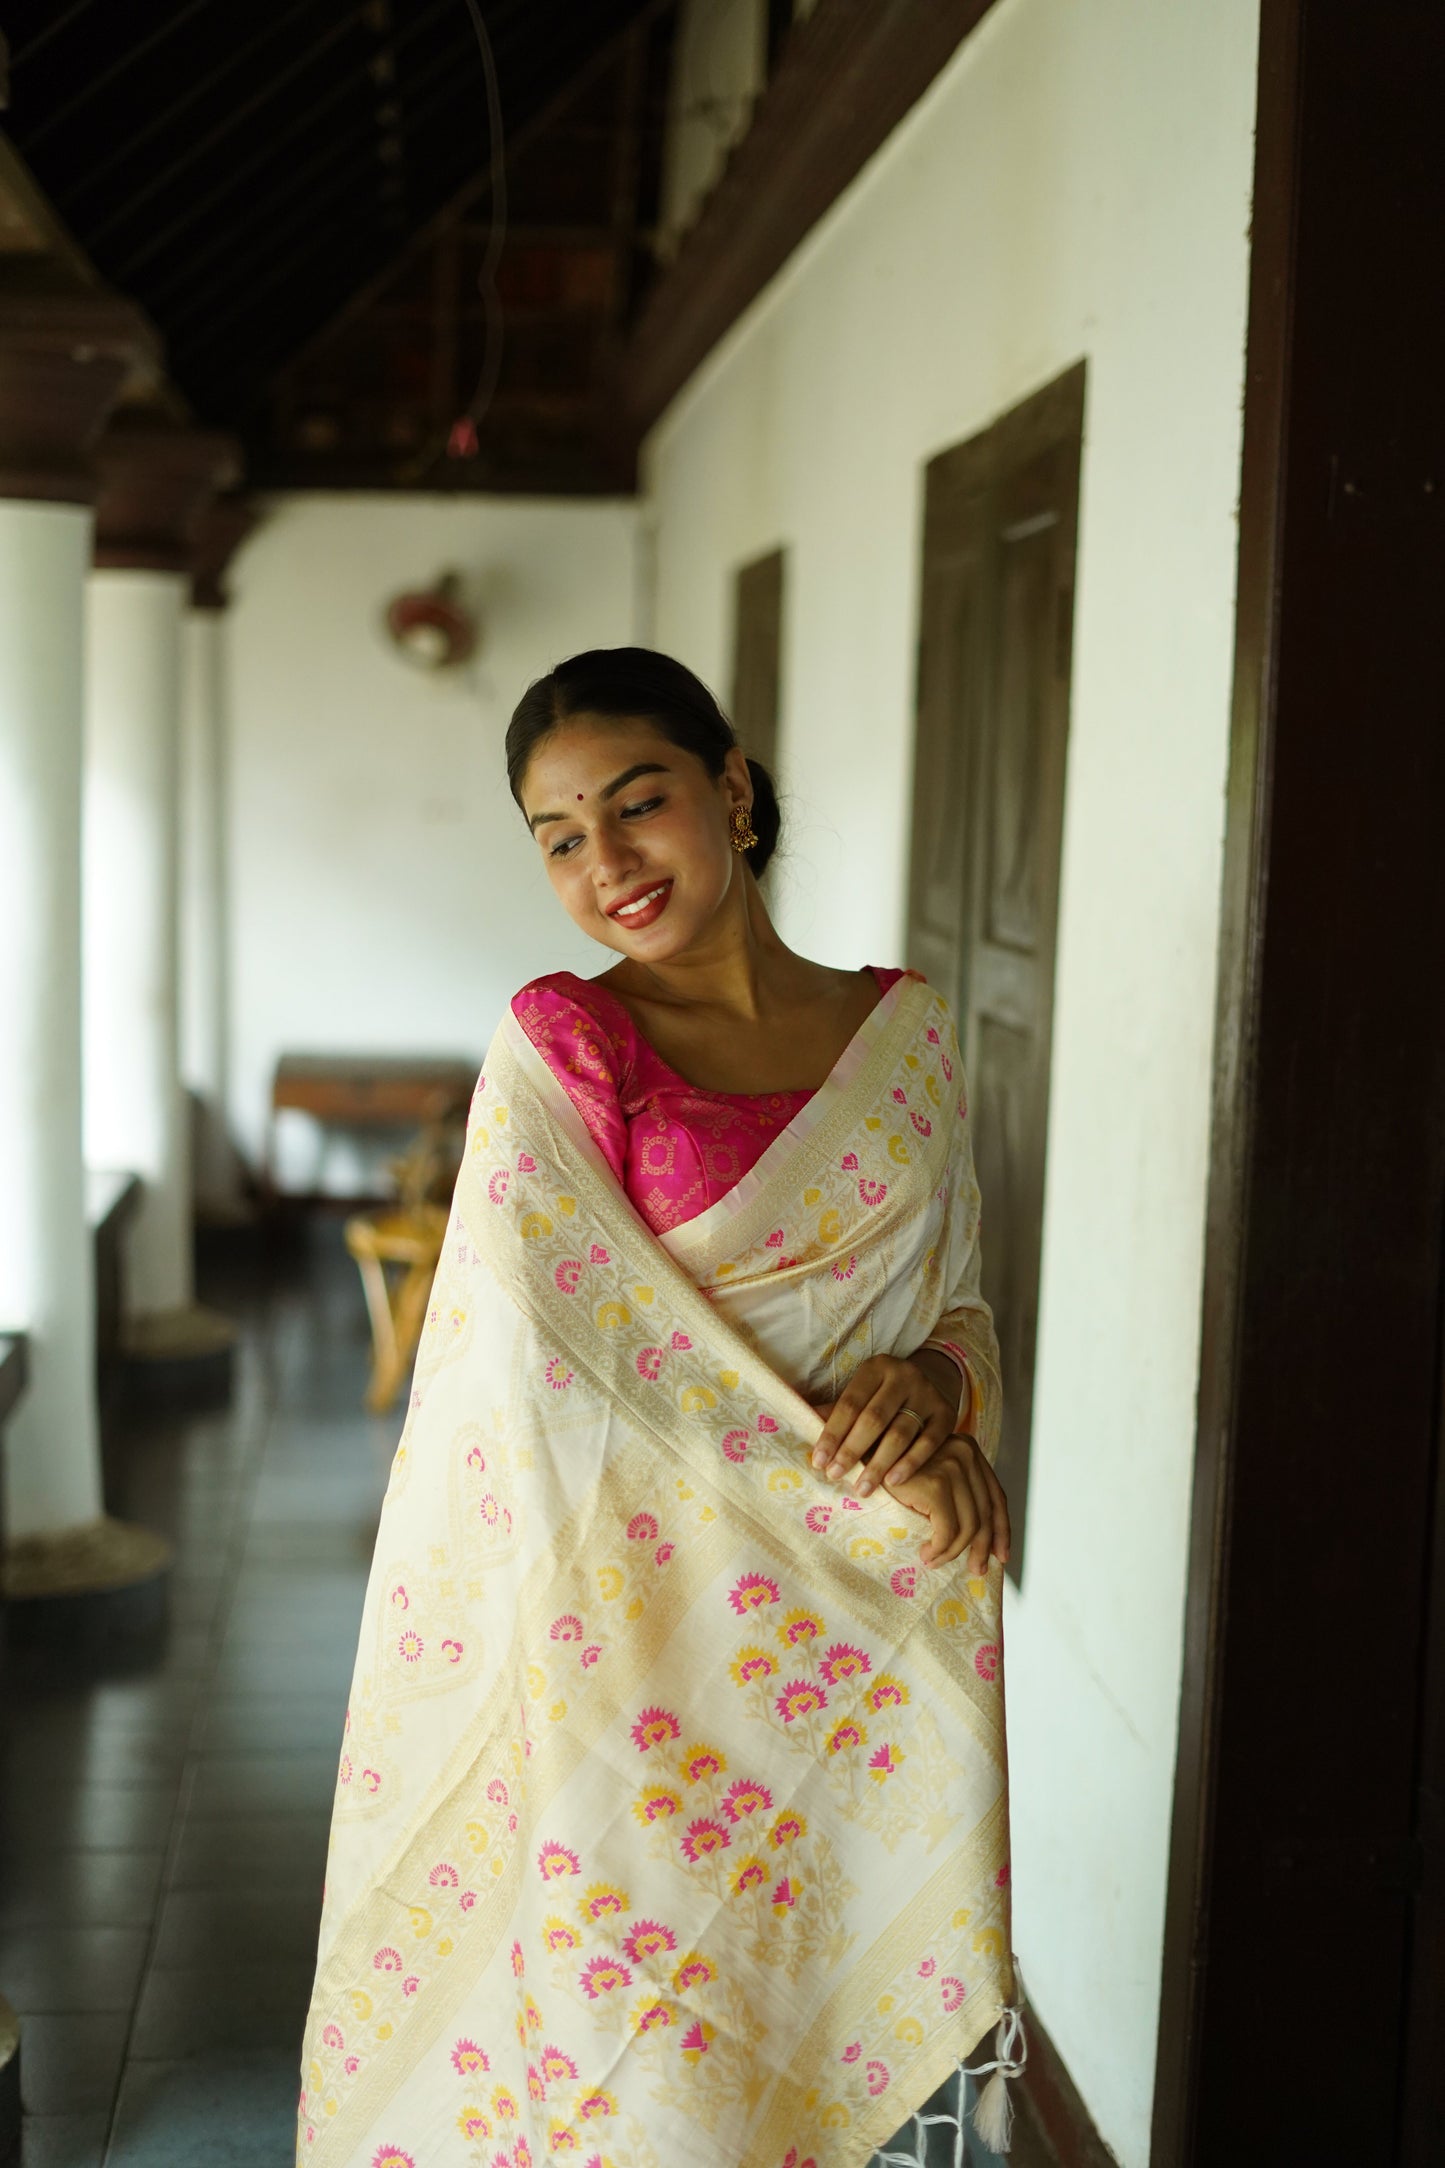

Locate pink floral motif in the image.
[890,1566,919,1599]
[770,1811,807,1847]
[858,1178,888,1207]
[372,2149,415,2168]
[975,1643,1000,1682]
[631,1705,681,1752]
[487,1778,510,1805]
[633,2000,672,2033]
[774,1678,828,1724]
[402,1974,420,1997]
[721,1777,773,1822]
[777,1608,823,1647]
[771,1876,798,1916]
[673,1953,716,1991]
[841,2041,861,2064]
[831,1255,857,1282]
[943,1054,954,1082]
[680,1743,726,1783]
[680,1817,730,1862]
[459,1890,476,1910]
[457,2108,489,2143]
[728,1572,781,1614]
[397,1630,424,1663]
[537,1840,580,1880]
[841,1153,859,1172]
[805,1505,833,1535]
[911,1112,933,1137]
[632,1783,682,1823]
[782,2150,819,2168]
[343,2055,360,2075]
[373,1947,402,1971]
[579,1882,628,1920]
[362,1767,381,1793]
[868,1675,910,1711]
[765,1228,785,1248]
[493,2086,519,2118]
[941,1976,966,2011]
[892,1088,907,1104]
[580,1644,602,1667]
[680,2020,714,2062]
[322,2024,344,2049]
[869,1744,904,1781]
[818,1641,871,1684]
[623,1919,677,1963]
[544,1357,574,1390]
[442,1638,464,1663]
[866,2060,891,2096]
[827,1719,868,1754]
[576,2090,616,2121]
[918,1957,936,1978]
[655,1542,675,1565]
[339,1755,352,1786]
[756,1413,778,1433]
[430,1862,459,1887]
[627,1511,659,1541]
[996,1860,1012,1887]
[517,1152,537,1173]
[550,1614,583,1642]
[721,1429,750,1463]
[671,1330,692,1351]
[543,1916,580,1952]
[390,1583,408,1609]
[926,1028,940,1045]
[729,1646,777,1685]
[635,1346,664,1382]
[579,1955,631,1998]
[487,1169,510,1204]
[541,2045,577,2085]
[731,1857,767,1894]
[554,1259,581,1294]
[589,1243,610,1264]
[511,1940,525,1976]
[525,2063,545,2102]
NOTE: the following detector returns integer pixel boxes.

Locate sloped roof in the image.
[1,0,671,488]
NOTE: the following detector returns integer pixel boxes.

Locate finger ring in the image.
[900,1407,925,1431]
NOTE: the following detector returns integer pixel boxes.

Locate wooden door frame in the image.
[1153,2,1445,2161]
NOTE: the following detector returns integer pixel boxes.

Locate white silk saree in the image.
[298,973,1016,2168]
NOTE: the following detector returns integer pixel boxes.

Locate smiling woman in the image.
[297,647,1023,2168]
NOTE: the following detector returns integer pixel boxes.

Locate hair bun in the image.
[744,757,781,877]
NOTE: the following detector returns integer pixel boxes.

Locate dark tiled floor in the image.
[1,1225,393,2167]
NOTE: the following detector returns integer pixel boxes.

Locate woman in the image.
[297,650,1022,2168]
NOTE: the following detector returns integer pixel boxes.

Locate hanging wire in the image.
[448,0,507,458]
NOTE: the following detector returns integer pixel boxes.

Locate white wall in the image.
[225,495,638,1183]
[641,1,1260,2158]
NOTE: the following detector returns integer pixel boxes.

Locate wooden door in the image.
[730,545,786,778]
[905,364,1084,1570]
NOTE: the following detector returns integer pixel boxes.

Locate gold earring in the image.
[730,804,759,854]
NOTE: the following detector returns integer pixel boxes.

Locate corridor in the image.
[1,1228,389,2168]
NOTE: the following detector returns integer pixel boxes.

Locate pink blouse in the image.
[511,968,906,1236]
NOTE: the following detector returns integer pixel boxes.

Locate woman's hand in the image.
[887,1434,1011,1573]
[810,1350,965,1497]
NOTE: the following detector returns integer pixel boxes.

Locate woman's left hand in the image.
[809,1350,964,1498]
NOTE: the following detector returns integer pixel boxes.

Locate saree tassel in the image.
[965,1997,1028,2156]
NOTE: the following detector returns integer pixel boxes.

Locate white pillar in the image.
[179,605,239,1214]
[83,568,193,1319]
[0,500,104,1538]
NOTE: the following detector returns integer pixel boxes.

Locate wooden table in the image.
[263,1053,478,1206]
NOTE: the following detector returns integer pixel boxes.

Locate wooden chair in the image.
[344,1119,461,1413]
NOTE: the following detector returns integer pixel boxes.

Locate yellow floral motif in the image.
[766,1467,804,1494]
[818,1208,842,1244]
[597,1566,624,1600]
[887,1135,911,1165]
[679,1385,717,1413]
[519,1211,553,1239]
[776,1608,824,1648]
[579,1882,630,1921]
[596,1301,631,1330]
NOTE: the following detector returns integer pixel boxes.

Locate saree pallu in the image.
[298,975,1016,2168]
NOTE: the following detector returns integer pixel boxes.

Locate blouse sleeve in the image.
[923,1071,1004,1467]
[510,978,630,1190]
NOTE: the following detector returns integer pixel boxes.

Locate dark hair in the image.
[505,646,781,878]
